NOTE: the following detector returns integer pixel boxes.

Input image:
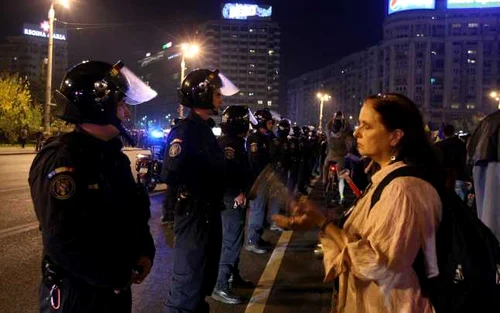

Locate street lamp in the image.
[44,0,70,134]
[490,91,500,110]
[316,92,331,132]
[179,42,200,118]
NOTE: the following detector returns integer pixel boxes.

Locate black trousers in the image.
[216,198,246,288]
[165,202,222,313]
[39,278,131,313]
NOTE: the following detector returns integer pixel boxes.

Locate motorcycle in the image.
[135,151,163,192]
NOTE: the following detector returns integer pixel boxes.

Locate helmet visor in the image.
[217,72,239,96]
[120,66,158,105]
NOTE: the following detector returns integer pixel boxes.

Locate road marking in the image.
[245,230,293,313]
[245,176,320,313]
[0,222,39,239]
[0,186,30,193]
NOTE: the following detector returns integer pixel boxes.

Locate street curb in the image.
[0,147,145,156]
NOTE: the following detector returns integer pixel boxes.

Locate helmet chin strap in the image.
[110,116,136,147]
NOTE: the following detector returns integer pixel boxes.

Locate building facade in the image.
[0,23,68,104]
[287,0,500,130]
[198,3,281,113]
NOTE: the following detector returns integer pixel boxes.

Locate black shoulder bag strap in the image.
[370,166,423,210]
[369,165,434,297]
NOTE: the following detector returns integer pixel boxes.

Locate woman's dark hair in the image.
[365,93,445,194]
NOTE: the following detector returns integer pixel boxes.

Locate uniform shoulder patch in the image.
[47,166,75,179]
[50,174,76,200]
[224,147,235,160]
[250,142,258,153]
[169,142,182,157]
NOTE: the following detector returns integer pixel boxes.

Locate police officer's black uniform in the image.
[29,60,157,312]
[211,105,254,305]
[288,126,302,192]
[245,109,275,253]
[163,68,238,313]
[160,118,184,226]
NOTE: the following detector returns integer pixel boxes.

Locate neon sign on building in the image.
[222,3,272,20]
[23,23,67,41]
[388,0,436,15]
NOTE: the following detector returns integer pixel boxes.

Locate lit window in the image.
[249,28,254,32]
[267,100,272,106]
[451,104,459,109]
[248,71,254,75]
[249,49,256,53]
[468,23,479,28]
[268,50,274,55]
[467,104,475,109]
[249,64,255,68]
[452,24,461,28]
[431,51,437,55]
[267,86,272,90]
[468,50,476,54]
[257,100,263,105]
[249,92,254,96]
[467,59,476,64]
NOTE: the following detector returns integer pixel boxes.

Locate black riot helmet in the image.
[220,105,254,135]
[276,118,291,137]
[302,126,310,136]
[254,108,274,129]
[178,69,239,110]
[291,126,302,137]
[54,60,157,143]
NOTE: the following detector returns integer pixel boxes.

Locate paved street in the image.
[0,149,334,313]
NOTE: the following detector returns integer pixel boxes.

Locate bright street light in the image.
[316,92,331,131]
[490,91,500,110]
[179,42,200,118]
[44,0,69,134]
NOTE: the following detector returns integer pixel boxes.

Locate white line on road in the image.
[244,176,320,313]
[0,222,39,239]
[244,230,293,313]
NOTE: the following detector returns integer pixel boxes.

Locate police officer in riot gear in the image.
[163,68,239,313]
[288,126,302,192]
[160,117,184,226]
[267,118,293,232]
[211,105,254,305]
[29,60,157,312]
[245,108,275,254]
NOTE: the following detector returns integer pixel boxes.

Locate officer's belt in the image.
[177,186,222,209]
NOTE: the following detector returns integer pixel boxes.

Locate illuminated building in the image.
[198,3,281,112]
[287,0,500,128]
[0,23,68,104]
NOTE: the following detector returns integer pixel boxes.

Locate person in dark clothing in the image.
[245,108,275,254]
[160,117,184,226]
[211,105,255,305]
[268,118,292,231]
[29,60,157,312]
[163,69,239,313]
[288,126,303,193]
[435,124,468,200]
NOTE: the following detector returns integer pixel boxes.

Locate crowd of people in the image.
[28,59,500,313]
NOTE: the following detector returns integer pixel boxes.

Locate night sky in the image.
[0,0,386,80]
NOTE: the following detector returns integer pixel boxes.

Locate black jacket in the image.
[29,129,155,289]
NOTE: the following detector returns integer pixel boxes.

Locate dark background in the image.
[0,0,386,80]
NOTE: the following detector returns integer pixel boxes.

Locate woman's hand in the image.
[271,200,326,231]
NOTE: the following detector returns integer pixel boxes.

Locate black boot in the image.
[211,285,243,305]
[229,273,255,288]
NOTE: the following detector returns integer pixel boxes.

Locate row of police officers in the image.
[29,61,323,313]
